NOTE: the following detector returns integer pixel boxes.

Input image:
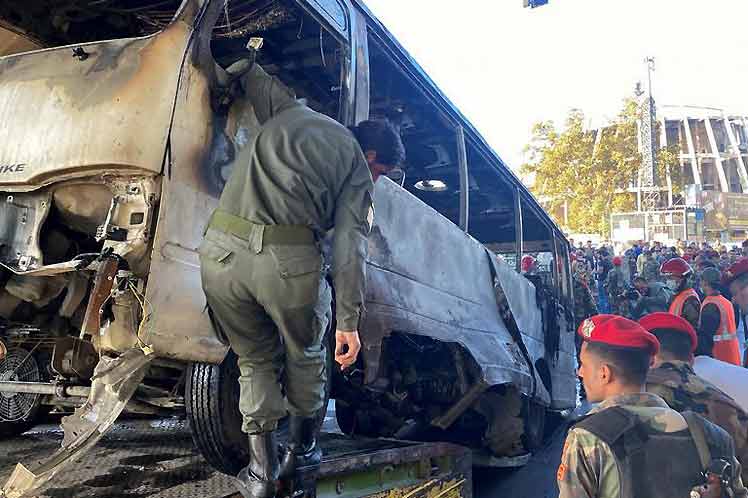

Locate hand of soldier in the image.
[335,330,361,369]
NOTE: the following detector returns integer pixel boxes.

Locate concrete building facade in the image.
[659,105,748,241]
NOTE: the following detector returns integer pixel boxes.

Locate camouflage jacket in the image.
[604,267,625,297]
[573,275,598,329]
[647,360,748,482]
[557,392,748,498]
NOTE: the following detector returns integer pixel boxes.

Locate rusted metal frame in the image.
[514,187,524,273]
[79,257,119,340]
[317,440,467,476]
[0,381,89,397]
[456,124,469,232]
[430,380,488,431]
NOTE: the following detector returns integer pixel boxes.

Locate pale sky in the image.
[363,0,748,170]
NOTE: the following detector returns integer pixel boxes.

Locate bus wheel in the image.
[187,345,331,475]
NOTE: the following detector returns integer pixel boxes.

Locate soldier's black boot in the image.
[235,432,279,498]
[278,416,321,496]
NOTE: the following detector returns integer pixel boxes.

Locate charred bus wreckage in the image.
[0,0,576,495]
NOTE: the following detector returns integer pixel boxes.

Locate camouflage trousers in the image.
[199,226,331,434]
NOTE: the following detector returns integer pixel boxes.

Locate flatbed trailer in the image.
[0,419,472,498]
[279,434,471,498]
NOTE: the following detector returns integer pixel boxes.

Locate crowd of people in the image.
[570,238,748,366]
[556,237,748,497]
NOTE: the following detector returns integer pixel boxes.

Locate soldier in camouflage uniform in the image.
[559,314,748,498]
[574,269,598,331]
[640,312,748,481]
[200,61,405,497]
[604,256,625,315]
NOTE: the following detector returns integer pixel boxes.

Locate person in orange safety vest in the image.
[661,257,700,331]
[698,267,741,365]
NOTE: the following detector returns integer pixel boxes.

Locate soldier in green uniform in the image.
[604,256,625,315]
[199,61,405,497]
[642,251,661,283]
[558,314,748,498]
[640,312,748,482]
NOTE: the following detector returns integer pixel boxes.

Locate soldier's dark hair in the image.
[585,342,651,386]
[350,120,406,167]
[651,329,692,361]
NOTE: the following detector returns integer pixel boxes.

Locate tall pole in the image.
[639,56,659,212]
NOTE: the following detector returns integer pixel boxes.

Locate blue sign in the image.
[524,0,549,7]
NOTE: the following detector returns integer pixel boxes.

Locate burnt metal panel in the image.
[140,1,229,365]
[361,178,559,406]
[0,22,191,190]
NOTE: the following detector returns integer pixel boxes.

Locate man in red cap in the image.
[661,257,701,330]
[640,312,748,481]
[520,254,537,276]
[558,314,747,498]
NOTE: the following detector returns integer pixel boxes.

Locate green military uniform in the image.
[646,360,748,482]
[604,267,625,315]
[558,392,748,498]
[643,257,661,283]
[200,65,373,434]
[573,274,598,331]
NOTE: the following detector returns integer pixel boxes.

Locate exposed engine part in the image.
[0,347,43,422]
[97,282,142,354]
[51,337,98,379]
[2,347,154,498]
[0,381,89,398]
[334,334,539,458]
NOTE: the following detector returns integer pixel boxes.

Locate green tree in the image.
[521,97,681,235]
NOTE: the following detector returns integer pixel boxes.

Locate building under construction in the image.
[611,105,748,245]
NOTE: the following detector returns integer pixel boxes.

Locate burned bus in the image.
[0,0,576,489]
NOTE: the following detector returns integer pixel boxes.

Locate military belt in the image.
[207,209,315,246]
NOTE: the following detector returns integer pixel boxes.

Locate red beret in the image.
[724,258,748,286]
[578,314,660,356]
[638,312,697,353]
